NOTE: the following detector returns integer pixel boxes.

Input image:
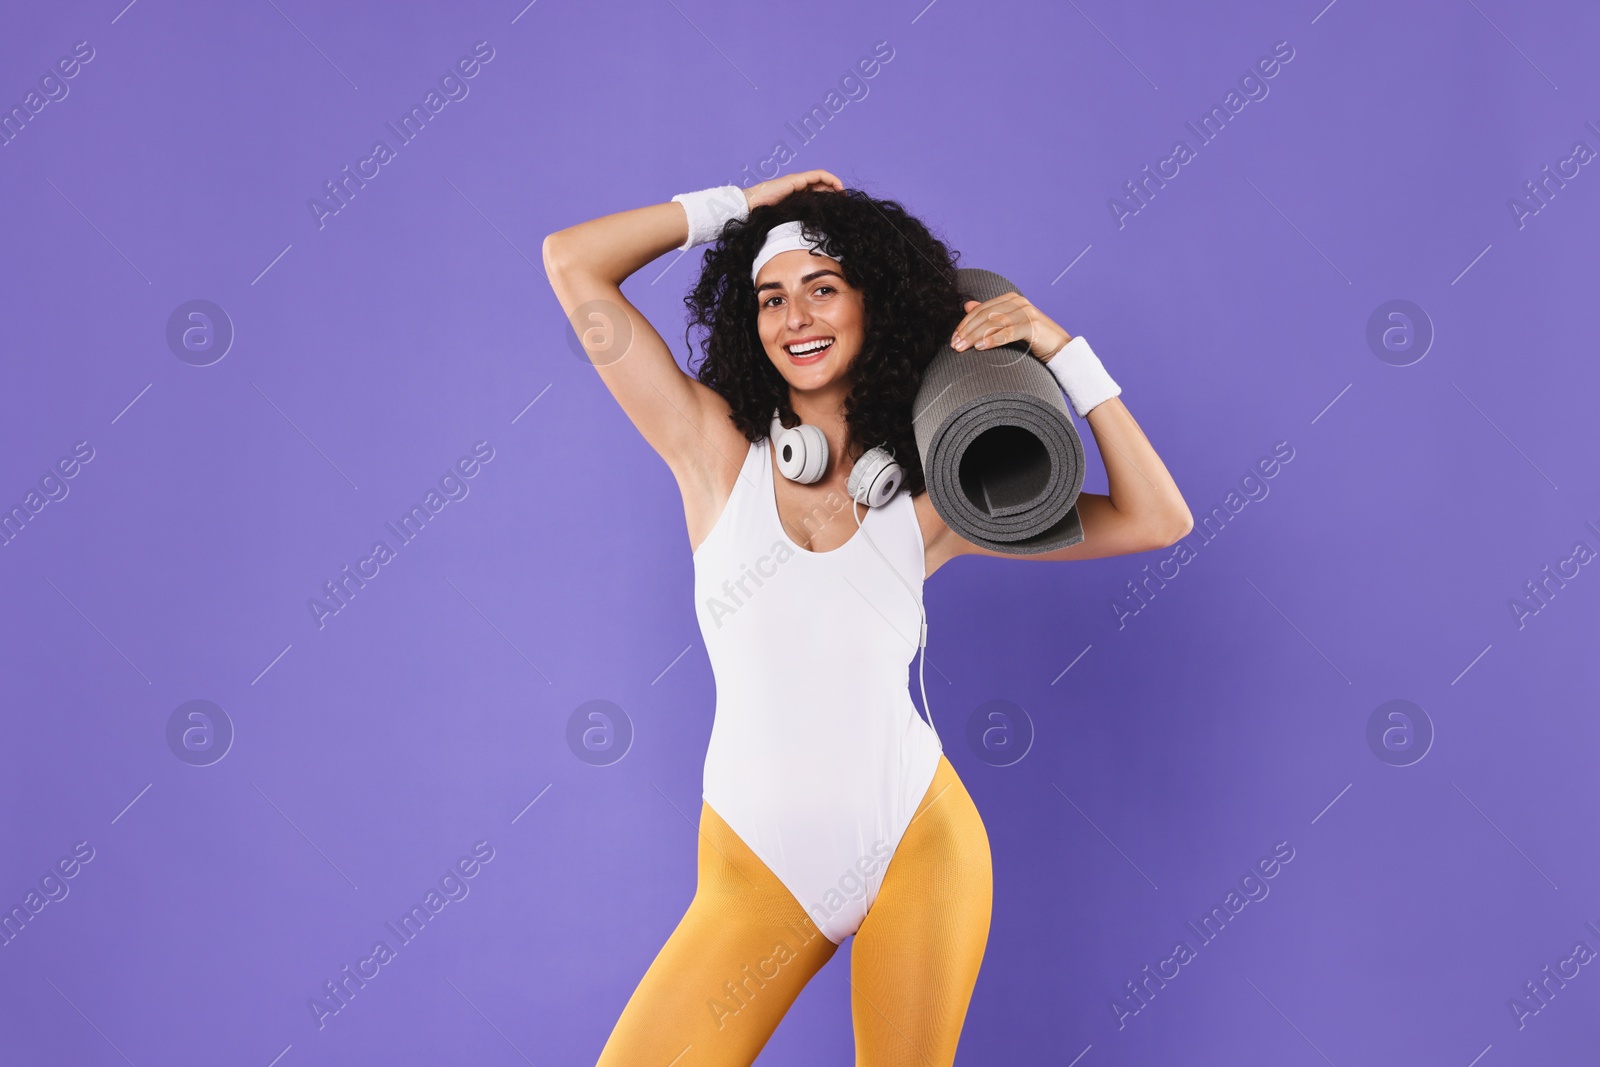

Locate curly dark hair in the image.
[681,186,967,496]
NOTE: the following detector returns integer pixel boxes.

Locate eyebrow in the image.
[756,268,844,294]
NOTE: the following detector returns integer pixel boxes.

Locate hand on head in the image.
[743,169,846,211]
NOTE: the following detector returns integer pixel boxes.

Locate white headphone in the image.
[768,410,905,507]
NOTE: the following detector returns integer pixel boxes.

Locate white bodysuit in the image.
[693,436,945,944]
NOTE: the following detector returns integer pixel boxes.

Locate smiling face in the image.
[754,248,865,392]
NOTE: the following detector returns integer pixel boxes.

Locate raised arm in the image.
[541,197,738,482]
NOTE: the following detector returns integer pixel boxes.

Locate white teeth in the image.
[787,338,833,355]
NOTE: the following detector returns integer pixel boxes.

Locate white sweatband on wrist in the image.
[670,185,749,251]
[1045,335,1121,417]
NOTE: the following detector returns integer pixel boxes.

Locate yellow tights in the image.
[594,754,993,1066]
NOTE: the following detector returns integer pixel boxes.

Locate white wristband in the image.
[1044,335,1121,417]
[670,185,749,251]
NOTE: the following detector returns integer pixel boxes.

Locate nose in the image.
[785,296,814,332]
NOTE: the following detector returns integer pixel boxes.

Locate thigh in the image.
[595,800,839,1067]
[850,754,994,1067]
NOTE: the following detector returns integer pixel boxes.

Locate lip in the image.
[784,336,835,365]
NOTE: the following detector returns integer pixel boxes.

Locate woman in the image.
[543,168,1191,1066]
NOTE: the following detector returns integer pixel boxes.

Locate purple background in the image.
[3,0,1598,1063]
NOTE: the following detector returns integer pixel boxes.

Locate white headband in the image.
[750,219,843,284]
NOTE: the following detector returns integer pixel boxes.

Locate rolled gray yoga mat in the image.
[912,268,1087,555]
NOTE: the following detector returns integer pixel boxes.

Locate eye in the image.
[761,283,837,309]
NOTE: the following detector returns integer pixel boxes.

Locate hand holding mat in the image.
[912,268,1087,555]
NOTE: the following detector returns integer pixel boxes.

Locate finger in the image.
[974,305,1035,351]
[949,302,980,348]
[950,299,992,348]
[958,293,1023,327]
[974,319,1021,349]
[951,295,1026,349]
[801,169,845,192]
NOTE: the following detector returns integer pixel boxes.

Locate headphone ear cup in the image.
[847,447,905,507]
[775,423,829,484]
